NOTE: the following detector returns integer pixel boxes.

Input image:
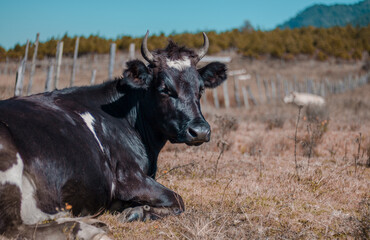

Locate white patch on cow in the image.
[111,182,116,197]
[0,153,64,224]
[80,112,104,152]
[20,175,62,224]
[0,143,3,150]
[0,153,23,187]
[166,57,191,71]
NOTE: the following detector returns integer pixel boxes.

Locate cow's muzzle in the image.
[184,120,211,146]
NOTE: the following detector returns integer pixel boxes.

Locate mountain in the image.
[278,0,370,29]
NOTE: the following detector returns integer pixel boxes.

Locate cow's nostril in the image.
[188,127,198,138]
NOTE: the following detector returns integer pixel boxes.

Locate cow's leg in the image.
[11,218,112,240]
[115,170,184,222]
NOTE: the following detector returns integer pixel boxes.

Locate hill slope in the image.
[278,0,370,28]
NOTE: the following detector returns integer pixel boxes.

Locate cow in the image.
[283,91,326,107]
[0,31,227,239]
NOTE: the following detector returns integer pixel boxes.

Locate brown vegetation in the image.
[1,25,369,62]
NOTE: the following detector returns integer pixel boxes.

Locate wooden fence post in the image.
[246,85,257,105]
[90,69,97,85]
[293,75,298,91]
[129,43,135,60]
[263,78,270,103]
[14,60,25,96]
[222,81,230,108]
[70,37,80,87]
[283,79,289,96]
[14,40,29,96]
[241,86,249,109]
[54,41,63,89]
[108,43,116,79]
[270,79,276,99]
[256,74,263,103]
[234,76,241,107]
[27,33,40,95]
[45,61,54,92]
[276,74,282,100]
[212,88,219,109]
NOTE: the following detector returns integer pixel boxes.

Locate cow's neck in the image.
[135,104,167,178]
[105,83,167,178]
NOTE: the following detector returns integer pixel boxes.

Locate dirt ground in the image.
[0,55,369,239]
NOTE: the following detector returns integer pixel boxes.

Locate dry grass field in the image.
[0,54,369,239]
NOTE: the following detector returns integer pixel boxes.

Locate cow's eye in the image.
[160,86,178,98]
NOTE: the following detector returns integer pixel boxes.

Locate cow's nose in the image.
[186,122,211,143]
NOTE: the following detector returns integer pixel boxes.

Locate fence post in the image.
[54,41,63,89]
[212,88,219,109]
[108,43,116,79]
[234,76,241,107]
[256,74,263,103]
[129,43,135,60]
[241,86,249,109]
[246,85,257,105]
[70,37,80,87]
[222,81,230,108]
[270,79,276,99]
[14,60,25,96]
[263,78,270,103]
[14,40,29,96]
[293,75,298,91]
[276,74,282,100]
[45,61,54,92]
[90,69,97,85]
[27,33,40,96]
[283,79,289,96]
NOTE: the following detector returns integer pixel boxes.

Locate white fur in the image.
[166,57,191,71]
[0,153,63,224]
[111,182,116,197]
[80,112,104,152]
[0,153,23,187]
[284,92,325,107]
[20,175,64,224]
[0,143,3,150]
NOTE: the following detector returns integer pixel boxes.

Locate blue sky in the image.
[0,0,361,49]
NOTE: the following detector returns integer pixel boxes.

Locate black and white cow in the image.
[0,31,227,239]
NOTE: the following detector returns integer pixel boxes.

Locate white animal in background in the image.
[283,92,326,107]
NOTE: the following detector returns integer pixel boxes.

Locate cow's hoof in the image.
[118,205,151,222]
[117,205,183,222]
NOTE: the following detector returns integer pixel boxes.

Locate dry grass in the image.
[0,56,369,239]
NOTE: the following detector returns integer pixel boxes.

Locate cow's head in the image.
[119,31,227,146]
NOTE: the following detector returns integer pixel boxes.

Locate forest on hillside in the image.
[0,25,369,62]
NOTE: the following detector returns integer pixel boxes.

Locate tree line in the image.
[1,25,369,62]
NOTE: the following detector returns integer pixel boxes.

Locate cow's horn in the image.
[195,32,209,62]
[141,30,155,64]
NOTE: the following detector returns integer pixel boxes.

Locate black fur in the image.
[118,60,152,91]
[198,62,227,88]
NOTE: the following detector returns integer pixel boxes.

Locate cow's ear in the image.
[118,60,152,90]
[198,62,227,88]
